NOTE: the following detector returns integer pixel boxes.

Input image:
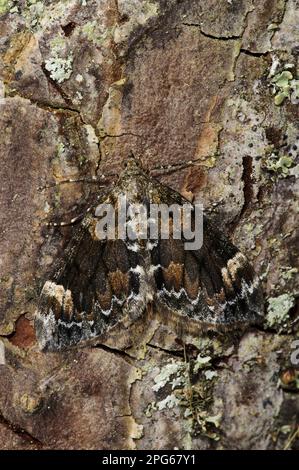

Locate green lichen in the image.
[19,393,42,414]
[53,190,61,209]
[280,425,292,435]
[15,0,45,28]
[267,23,279,31]
[263,152,295,178]
[280,266,298,281]
[273,70,292,88]
[191,333,230,357]
[81,21,97,41]
[266,293,296,329]
[50,37,66,50]
[56,142,65,158]
[274,92,288,106]
[283,427,299,450]
[244,223,254,232]
[81,21,114,46]
[0,0,12,14]
[205,413,222,427]
[0,321,15,336]
[77,152,87,167]
[271,70,299,106]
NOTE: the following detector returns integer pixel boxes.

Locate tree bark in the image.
[0,0,298,450]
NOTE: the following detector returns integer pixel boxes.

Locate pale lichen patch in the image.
[44,38,73,84]
[0,0,12,15]
[266,293,296,329]
[270,69,299,106]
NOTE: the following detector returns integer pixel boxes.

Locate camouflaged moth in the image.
[35,156,264,350]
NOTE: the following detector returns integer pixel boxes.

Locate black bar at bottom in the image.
[0,450,296,466]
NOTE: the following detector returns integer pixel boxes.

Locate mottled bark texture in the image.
[0,0,298,450]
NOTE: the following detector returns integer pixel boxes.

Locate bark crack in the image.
[29,98,81,116]
[182,23,241,41]
[93,342,135,365]
[101,132,142,139]
[270,0,289,49]
[240,48,270,57]
[146,342,184,358]
[41,63,75,111]
[232,1,268,72]
[279,0,289,27]
[0,411,43,448]
[241,155,254,217]
[6,89,87,125]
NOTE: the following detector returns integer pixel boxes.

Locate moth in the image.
[35,155,264,351]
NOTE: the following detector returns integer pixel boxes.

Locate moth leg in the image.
[46,208,92,227]
[45,179,114,227]
[41,177,116,227]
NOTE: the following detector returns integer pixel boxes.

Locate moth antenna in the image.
[149,158,211,176]
[38,174,116,191]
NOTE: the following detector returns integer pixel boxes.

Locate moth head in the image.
[122,152,145,175]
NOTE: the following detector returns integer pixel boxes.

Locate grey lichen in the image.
[149,353,220,440]
[44,40,73,84]
[204,370,218,380]
[25,0,44,27]
[280,266,298,281]
[156,394,181,411]
[152,361,185,392]
[193,354,211,374]
[266,293,296,329]
[45,55,73,83]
